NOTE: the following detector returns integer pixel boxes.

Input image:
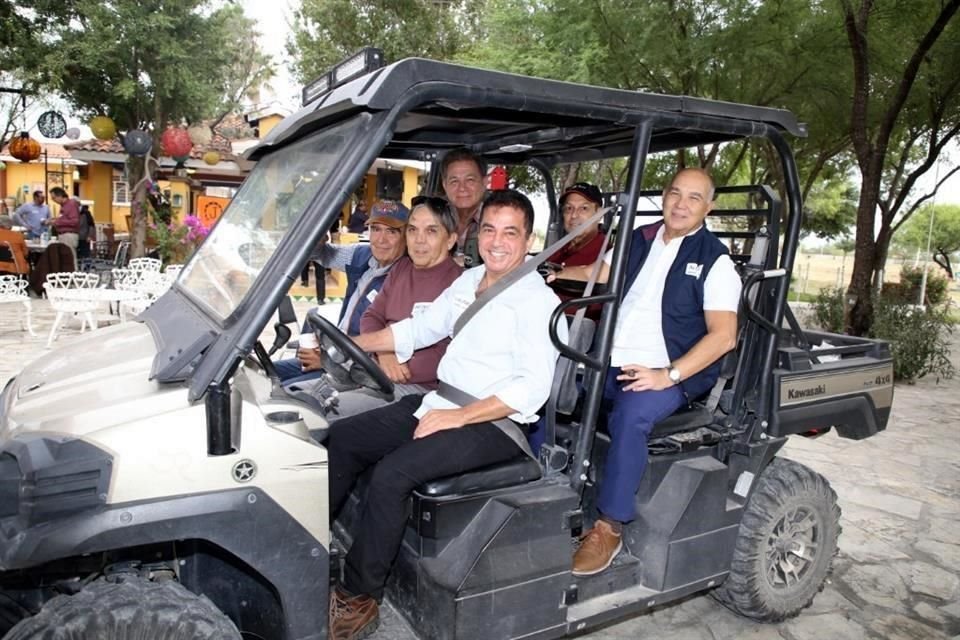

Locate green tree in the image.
[462,0,857,235]
[894,203,960,277]
[288,0,485,83]
[25,0,273,256]
[841,0,960,334]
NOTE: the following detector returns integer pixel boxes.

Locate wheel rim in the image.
[765,505,820,589]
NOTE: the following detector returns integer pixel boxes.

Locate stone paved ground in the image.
[0,299,957,639]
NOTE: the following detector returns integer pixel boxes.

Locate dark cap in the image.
[559,182,602,207]
[368,200,410,229]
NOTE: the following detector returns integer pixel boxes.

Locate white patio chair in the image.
[113,267,167,316]
[127,257,162,273]
[0,275,36,336]
[44,272,102,347]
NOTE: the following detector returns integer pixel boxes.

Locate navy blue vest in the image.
[338,246,390,336]
[622,222,730,401]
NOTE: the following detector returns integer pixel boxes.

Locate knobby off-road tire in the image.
[4,577,241,639]
[712,457,841,622]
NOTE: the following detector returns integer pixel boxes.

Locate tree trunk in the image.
[846,167,882,335]
[126,156,149,258]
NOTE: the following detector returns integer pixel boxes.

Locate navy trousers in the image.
[597,367,685,522]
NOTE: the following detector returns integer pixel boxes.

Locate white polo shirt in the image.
[391,264,567,423]
[605,225,741,368]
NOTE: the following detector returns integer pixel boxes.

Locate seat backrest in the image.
[553,316,596,415]
[0,241,20,273]
[0,275,28,301]
[128,256,162,272]
[29,243,76,295]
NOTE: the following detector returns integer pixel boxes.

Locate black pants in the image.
[328,394,521,599]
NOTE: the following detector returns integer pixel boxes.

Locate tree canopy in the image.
[14,0,274,255]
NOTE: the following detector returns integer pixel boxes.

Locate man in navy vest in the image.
[552,168,741,576]
[274,200,408,385]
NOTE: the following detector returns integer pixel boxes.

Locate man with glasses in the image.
[440,147,487,267]
[546,182,607,319]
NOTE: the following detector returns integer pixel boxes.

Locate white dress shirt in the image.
[391,265,568,423]
[606,225,741,367]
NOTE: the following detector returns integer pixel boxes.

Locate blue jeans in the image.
[597,367,685,522]
[274,357,324,386]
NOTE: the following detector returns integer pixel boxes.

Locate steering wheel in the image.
[305,309,394,396]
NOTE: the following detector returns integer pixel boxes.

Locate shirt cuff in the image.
[493,382,534,422]
[390,318,415,364]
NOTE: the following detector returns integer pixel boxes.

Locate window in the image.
[112,180,130,205]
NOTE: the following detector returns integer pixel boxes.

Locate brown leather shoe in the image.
[572,520,623,576]
[329,586,379,640]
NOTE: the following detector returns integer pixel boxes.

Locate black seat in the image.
[416,454,542,498]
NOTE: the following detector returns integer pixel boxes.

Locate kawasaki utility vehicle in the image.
[0,51,893,639]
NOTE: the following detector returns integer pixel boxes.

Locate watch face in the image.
[669,367,681,383]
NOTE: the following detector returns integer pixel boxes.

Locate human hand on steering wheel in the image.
[306,309,394,395]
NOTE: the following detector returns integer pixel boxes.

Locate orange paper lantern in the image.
[9,132,41,162]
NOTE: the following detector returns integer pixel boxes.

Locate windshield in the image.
[178,118,361,320]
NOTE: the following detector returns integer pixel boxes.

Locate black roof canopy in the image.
[250,58,806,166]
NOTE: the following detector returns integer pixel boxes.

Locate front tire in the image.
[4,577,241,639]
[712,457,841,622]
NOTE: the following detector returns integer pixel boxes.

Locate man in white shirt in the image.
[551,168,741,576]
[326,189,566,640]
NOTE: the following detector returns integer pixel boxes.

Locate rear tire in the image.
[4,577,241,639]
[712,457,841,621]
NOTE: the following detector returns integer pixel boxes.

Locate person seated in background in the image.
[299,196,462,418]
[274,200,408,386]
[12,191,50,240]
[346,200,369,234]
[0,216,29,277]
[546,182,607,320]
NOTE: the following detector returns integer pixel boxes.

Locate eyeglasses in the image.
[561,203,596,216]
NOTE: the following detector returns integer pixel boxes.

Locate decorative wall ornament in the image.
[37,111,67,138]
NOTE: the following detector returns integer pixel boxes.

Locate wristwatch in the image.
[666,365,682,385]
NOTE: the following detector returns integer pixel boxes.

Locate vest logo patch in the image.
[685,263,704,279]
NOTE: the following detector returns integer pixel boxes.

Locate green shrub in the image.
[891,264,950,306]
[869,299,955,383]
[810,286,955,383]
[812,287,845,333]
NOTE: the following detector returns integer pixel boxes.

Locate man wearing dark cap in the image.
[275,200,409,385]
[547,182,607,319]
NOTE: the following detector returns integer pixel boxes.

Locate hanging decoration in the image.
[187,124,212,147]
[64,127,81,140]
[161,126,193,159]
[122,130,153,156]
[202,150,221,166]
[37,111,67,138]
[9,132,41,163]
[90,115,117,141]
